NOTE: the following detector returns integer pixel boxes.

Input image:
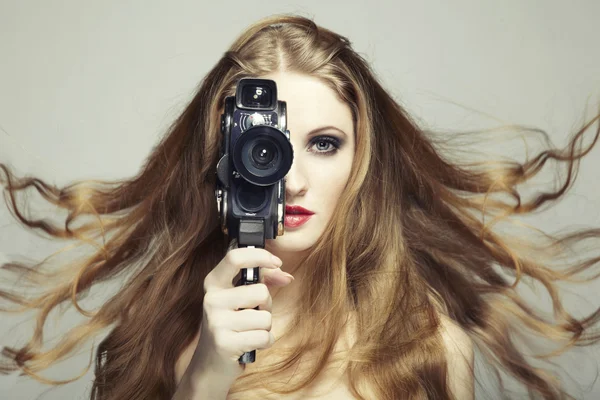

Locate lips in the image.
[284,205,314,228]
[285,205,314,215]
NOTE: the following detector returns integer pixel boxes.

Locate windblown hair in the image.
[1,13,600,400]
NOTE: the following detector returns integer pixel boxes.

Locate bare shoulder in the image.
[438,314,475,400]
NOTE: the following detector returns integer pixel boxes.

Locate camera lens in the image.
[232,125,293,186]
[242,85,272,108]
[241,135,281,177]
[250,139,277,169]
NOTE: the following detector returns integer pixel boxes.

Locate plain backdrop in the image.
[1,1,599,399]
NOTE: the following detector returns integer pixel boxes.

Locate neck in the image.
[264,246,309,318]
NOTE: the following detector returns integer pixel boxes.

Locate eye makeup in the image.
[307,135,343,156]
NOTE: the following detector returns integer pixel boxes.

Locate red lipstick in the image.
[284,205,314,228]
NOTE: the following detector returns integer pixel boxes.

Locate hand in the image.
[188,247,294,383]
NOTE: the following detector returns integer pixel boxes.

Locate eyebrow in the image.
[305,125,349,139]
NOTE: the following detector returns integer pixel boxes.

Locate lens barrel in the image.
[232,125,293,186]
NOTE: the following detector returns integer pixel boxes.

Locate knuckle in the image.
[202,281,211,295]
[205,319,217,334]
[209,313,224,329]
[226,250,241,267]
[203,291,216,307]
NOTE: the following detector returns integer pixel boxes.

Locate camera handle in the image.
[235,218,266,364]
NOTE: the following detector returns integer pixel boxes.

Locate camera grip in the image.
[237,266,260,364]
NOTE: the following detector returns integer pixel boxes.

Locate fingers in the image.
[220,309,272,333]
[198,248,294,369]
[205,283,273,313]
[204,247,283,293]
[261,267,295,288]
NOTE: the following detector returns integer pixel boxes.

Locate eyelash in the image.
[308,135,342,156]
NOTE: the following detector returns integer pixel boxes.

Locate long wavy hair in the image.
[1,13,600,400]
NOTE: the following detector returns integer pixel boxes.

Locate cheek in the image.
[313,157,353,213]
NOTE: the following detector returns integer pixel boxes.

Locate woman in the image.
[1,14,600,400]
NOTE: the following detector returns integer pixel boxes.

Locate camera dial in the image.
[248,112,265,126]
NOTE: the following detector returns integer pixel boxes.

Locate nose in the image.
[284,157,308,199]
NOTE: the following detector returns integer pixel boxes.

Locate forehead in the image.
[257,72,353,135]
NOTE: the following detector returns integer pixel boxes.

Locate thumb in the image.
[261,267,294,288]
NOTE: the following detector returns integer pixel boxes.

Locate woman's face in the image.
[260,71,355,255]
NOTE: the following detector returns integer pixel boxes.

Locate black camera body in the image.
[214,79,293,364]
[215,78,293,242]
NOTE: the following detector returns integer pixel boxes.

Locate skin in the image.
[175,72,474,399]
[253,73,475,399]
[258,71,356,318]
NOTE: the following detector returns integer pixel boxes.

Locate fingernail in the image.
[282,272,294,281]
[271,255,283,266]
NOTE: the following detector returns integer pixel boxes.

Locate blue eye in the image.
[308,136,342,156]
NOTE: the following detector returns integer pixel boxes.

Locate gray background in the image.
[1,1,599,399]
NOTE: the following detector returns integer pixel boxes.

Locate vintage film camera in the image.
[214,78,293,363]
